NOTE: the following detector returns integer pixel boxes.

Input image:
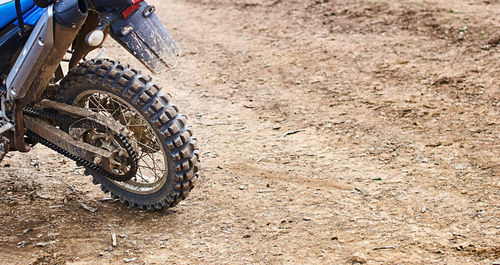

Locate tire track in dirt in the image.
[0,0,499,264]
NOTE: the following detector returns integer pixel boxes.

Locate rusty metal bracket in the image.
[13,102,30,152]
[29,100,138,181]
[38,99,129,135]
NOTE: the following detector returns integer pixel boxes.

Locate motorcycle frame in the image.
[5,0,89,151]
[2,0,180,152]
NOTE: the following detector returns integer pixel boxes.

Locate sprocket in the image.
[24,107,138,181]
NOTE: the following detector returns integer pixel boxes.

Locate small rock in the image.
[239,185,245,190]
[421,206,427,213]
[272,124,281,130]
[112,233,117,247]
[17,241,27,248]
[36,241,55,247]
[124,257,137,263]
[303,217,311,221]
[481,45,490,50]
[36,193,52,200]
[80,202,98,213]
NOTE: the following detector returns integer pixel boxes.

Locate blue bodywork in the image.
[0,0,45,29]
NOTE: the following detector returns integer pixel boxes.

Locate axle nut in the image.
[93,156,102,165]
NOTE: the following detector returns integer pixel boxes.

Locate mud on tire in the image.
[57,58,199,210]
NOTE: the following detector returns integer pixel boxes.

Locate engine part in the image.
[6,0,88,152]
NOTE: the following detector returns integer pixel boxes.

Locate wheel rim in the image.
[73,90,168,194]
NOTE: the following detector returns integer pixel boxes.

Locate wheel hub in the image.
[84,129,132,174]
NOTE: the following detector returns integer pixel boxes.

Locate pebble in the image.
[80,202,98,213]
[239,185,245,190]
[481,45,490,50]
[112,233,117,247]
[124,257,137,263]
[36,241,56,247]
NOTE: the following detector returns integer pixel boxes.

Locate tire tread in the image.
[59,58,199,210]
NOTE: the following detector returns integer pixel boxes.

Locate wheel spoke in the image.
[147,152,161,180]
[129,138,158,153]
[77,91,168,193]
[90,94,112,115]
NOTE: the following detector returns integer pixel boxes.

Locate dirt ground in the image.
[1,0,499,264]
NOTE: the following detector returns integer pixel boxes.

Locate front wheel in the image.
[58,59,199,210]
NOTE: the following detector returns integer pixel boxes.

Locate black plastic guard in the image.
[91,0,132,10]
[109,2,180,73]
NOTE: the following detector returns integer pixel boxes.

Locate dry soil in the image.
[0,0,499,264]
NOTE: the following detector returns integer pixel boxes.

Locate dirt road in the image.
[1,0,499,264]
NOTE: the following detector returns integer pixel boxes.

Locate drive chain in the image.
[23,107,138,181]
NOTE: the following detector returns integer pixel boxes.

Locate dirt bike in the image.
[0,0,199,210]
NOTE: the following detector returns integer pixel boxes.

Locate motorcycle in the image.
[0,0,199,210]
